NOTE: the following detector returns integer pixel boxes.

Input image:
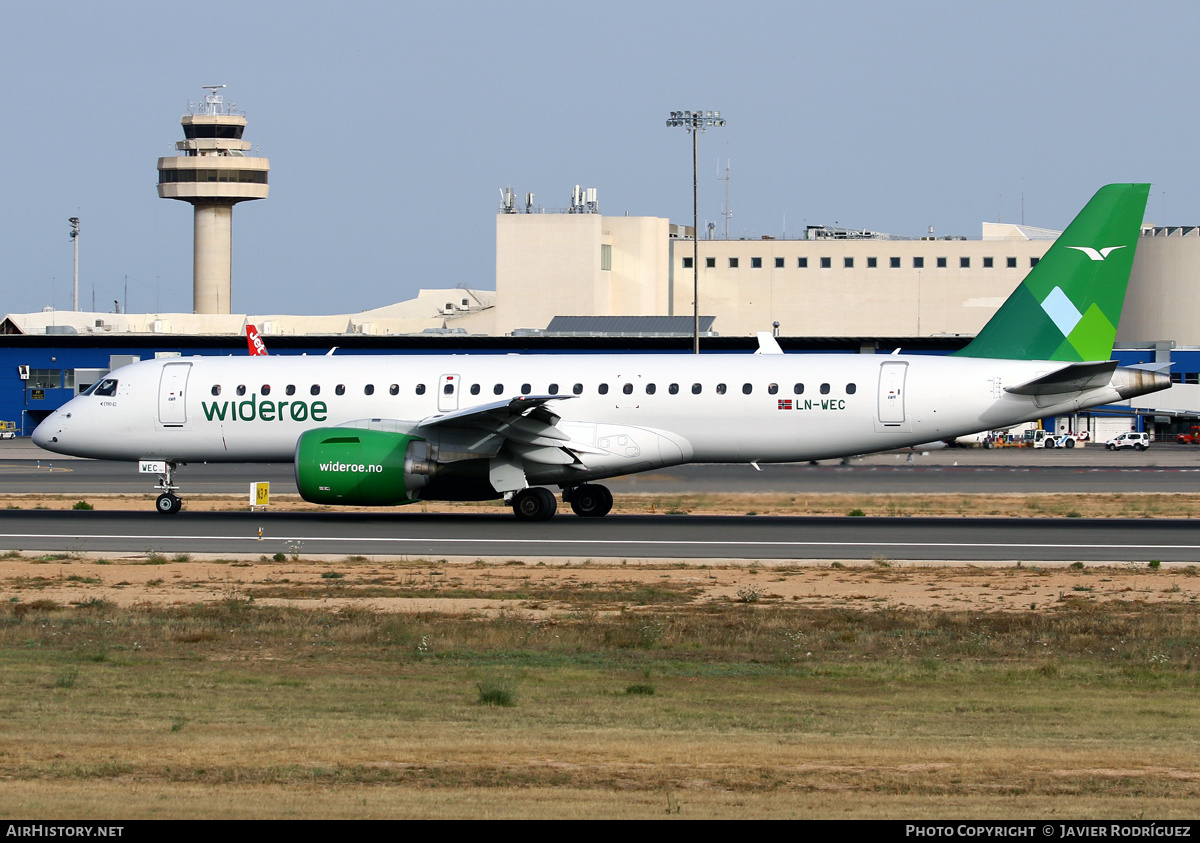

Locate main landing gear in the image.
[153,462,182,515]
[563,483,614,518]
[511,487,557,521]
[508,484,614,520]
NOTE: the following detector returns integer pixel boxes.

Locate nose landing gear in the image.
[151,461,183,515]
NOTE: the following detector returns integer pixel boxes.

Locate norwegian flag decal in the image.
[778,399,793,410]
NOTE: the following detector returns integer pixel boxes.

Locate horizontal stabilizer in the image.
[1004,361,1117,396]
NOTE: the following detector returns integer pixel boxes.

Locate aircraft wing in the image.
[414,395,605,466]
[416,394,570,431]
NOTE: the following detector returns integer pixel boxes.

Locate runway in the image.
[1,509,1197,562]
[4,448,1200,495]
[3,441,1199,562]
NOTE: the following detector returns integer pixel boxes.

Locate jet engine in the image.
[294,428,433,506]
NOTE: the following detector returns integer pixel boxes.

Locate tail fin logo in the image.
[1040,286,1083,337]
[1066,245,1126,261]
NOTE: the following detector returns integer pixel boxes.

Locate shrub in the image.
[72,501,93,511]
[737,585,764,603]
[476,672,520,707]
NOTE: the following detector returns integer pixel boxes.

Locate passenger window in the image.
[470,384,480,395]
[820,383,831,395]
[768,383,778,395]
[210,385,221,397]
[692,383,702,394]
[716,383,727,394]
[794,383,804,395]
[364,384,374,395]
[646,384,656,395]
[416,384,426,395]
[444,383,455,395]
[286,385,296,396]
[669,383,679,394]
[548,383,559,395]
[521,383,531,395]
[494,384,504,395]
[742,383,752,395]
[261,385,271,396]
[335,384,346,396]
[598,383,609,395]
[846,383,856,395]
[389,384,399,395]
[310,385,320,396]
[236,385,247,396]
[623,383,633,394]
[573,383,583,395]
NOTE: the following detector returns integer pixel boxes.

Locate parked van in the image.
[1106,432,1150,451]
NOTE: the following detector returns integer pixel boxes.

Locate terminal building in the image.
[4,89,1200,442]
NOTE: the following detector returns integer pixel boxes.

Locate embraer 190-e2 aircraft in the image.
[34,183,1169,520]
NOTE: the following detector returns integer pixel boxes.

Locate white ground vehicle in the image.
[1106,431,1150,451]
[1024,429,1079,449]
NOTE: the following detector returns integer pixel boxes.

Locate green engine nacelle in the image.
[294,428,429,506]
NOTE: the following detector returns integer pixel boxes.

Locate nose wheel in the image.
[151,461,183,515]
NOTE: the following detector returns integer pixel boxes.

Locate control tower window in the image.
[183,124,245,140]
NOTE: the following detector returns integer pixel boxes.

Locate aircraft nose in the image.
[32,411,65,451]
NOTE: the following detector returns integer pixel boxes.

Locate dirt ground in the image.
[4,549,1193,617]
[3,489,1198,615]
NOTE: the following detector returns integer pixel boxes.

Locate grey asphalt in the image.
[4,439,1199,562]
[0,509,1195,562]
[3,439,1199,496]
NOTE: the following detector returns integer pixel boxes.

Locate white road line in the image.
[0,533,1197,552]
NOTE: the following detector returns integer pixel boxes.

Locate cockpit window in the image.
[88,378,118,397]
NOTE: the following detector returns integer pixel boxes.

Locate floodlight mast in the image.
[68,217,80,312]
[665,110,725,353]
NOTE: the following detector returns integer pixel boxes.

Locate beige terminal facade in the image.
[493,207,1054,338]
[492,204,1200,347]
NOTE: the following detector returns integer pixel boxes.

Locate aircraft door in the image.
[438,374,460,412]
[877,362,907,425]
[158,362,192,426]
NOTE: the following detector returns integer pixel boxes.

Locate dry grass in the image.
[1,562,1200,819]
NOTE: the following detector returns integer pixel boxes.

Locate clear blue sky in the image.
[2,1,1195,316]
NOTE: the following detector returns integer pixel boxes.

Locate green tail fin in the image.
[955,183,1149,361]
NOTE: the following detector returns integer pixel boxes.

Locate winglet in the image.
[955,183,1150,362]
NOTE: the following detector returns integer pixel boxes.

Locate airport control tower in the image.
[157,86,269,314]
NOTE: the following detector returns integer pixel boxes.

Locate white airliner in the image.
[34,184,1168,520]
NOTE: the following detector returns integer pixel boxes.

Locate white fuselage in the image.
[34,351,1136,488]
